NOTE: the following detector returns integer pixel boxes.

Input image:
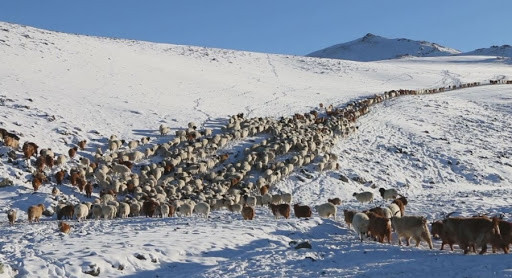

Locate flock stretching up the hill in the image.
[1,79,511,257]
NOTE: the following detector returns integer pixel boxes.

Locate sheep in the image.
[28,204,45,223]
[160,203,170,218]
[59,221,71,234]
[7,209,16,225]
[388,203,401,218]
[241,206,255,220]
[352,212,370,242]
[443,216,500,254]
[91,204,103,220]
[242,195,257,207]
[366,212,391,243]
[159,124,171,136]
[391,215,433,249]
[102,205,117,220]
[328,197,342,206]
[55,155,67,166]
[194,202,210,218]
[293,204,312,218]
[379,187,398,200]
[261,193,272,206]
[431,220,455,251]
[343,209,357,228]
[130,202,141,217]
[352,191,373,203]
[315,202,337,219]
[118,202,131,218]
[269,204,291,219]
[271,194,282,205]
[281,193,292,204]
[142,199,159,217]
[74,204,89,222]
[228,203,243,213]
[177,203,193,217]
[392,199,406,217]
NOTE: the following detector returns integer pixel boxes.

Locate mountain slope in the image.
[461,44,512,57]
[307,33,461,61]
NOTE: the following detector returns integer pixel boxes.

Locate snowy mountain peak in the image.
[307,34,461,62]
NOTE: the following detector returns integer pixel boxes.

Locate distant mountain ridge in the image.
[307,33,511,61]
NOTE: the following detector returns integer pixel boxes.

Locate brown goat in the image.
[142,199,159,217]
[59,221,71,234]
[259,184,270,195]
[78,140,87,150]
[431,220,456,251]
[32,176,43,191]
[443,216,501,254]
[269,204,290,219]
[85,182,93,198]
[27,204,45,223]
[7,209,16,225]
[68,146,78,159]
[55,169,66,185]
[293,204,312,218]
[491,219,512,254]
[242,206,255,220]
[368,207,389,218]
[57,205,74,220]
[35,155,46,171]
[69,170,80,186]
[328,197,342,206]
[344,209,357,228]
[367,212,392,243]
[22,142,39,159]
[77,178,86,192]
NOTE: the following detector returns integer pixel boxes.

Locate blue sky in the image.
[0,1,510,55]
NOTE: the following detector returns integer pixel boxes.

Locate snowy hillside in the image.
[307,33,461,61]
[461,45,512,58]
[1,21,512,278]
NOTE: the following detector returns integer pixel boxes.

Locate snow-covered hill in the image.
[1,21,512,278]
[307,33,461,61]
[461,45,512,58]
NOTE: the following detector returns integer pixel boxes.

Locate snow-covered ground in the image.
[1,22,512,277]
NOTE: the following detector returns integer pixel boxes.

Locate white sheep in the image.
[177,203,193,217]
[74,204,89,222]
[379,187,398,200]
[352,212,370,242]
[160,203,170,218]
[281,193,292,204]
[102,205,117,220]
[352,191,374,203]
[261,193,272,206]
[388,203,401,218]
[118,202,130,218]
[159,124,171,136]
[91,204,103,220]
[242,195,257,207]
[391,215,433,249]
[194,202,210,218]
[315,202,337,219]
[130,202,141,217]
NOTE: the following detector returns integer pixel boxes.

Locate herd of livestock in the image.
[1,79,511,256]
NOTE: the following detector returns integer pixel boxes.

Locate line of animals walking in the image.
[1,79,511,256]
